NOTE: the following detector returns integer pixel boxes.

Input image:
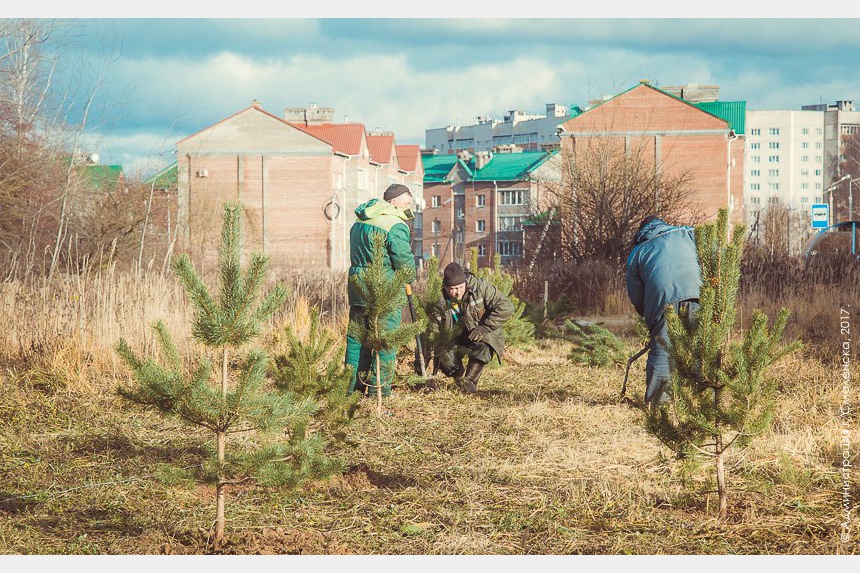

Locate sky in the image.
[11,9,860,178]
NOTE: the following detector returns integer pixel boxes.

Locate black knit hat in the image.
[383,183,411,202]
[443,262,467,287]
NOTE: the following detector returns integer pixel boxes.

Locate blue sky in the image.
[12,10,860,178]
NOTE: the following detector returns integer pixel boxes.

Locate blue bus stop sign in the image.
[811,203,829,229]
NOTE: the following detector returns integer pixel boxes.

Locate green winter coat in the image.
[348,198,416,307]
[434,272,514,363]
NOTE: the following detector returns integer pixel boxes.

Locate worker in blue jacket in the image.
[625,215,702,407]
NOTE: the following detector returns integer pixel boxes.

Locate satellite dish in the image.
[88,153,99,164]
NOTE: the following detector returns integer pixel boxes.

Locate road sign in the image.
[811,203,829,229]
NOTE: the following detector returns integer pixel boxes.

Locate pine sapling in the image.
[563,320,627,368]
[649,208,801,519]
[347,233,425,416]
[116,202,307,548]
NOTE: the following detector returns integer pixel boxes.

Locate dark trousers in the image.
[345,306,401,396]
[438,333,494,378]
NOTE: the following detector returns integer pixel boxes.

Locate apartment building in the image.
[176,102,423,273]
[425,103,577,155]
[421,149,559,268]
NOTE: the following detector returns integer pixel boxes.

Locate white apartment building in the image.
[425,103,574,154]
[744,109,826,250]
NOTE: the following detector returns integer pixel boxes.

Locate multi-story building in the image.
[743,110,825,249]
[175,102,423,273]
[421,148,559,268]
[425,103,577,155]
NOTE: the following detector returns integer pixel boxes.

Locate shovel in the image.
[405,284,432,383]
[620,343,650,402]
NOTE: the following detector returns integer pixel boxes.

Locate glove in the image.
[468,325,489,342]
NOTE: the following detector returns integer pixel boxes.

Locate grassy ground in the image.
[1,328,856,555]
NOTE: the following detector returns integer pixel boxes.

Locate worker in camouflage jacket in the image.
[625,215,701,407]
[346,184,417,396]
[431,262,514,393]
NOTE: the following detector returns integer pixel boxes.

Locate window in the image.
[801,169,809,176]
[752,156,761,163]
[499,216,523,231]
[769,183,779,191]
[801,155,809,162]
[802,142,809,149]
[499,189,526,205]
[815,183,822,190]
[801,128,809,135]
[477,244,486,257]
[431,244,440,257]
[431,220,441,233]
[432,195,441,208]
[769,142,780,149]
[768,155,780,163]
[750,128,761,136]
[816,128,823,135]
[801,197,809,204]
[816,156,822,163]
[815,142,822,149]
[476,194,486,207]
[357,169,369,191]
[751,169,760,177]
[801,183,809,190]
[814,169,822,176]
[750,142,761,150]
[815,196,823,202]
[476,220,486,232]
[750,183,761,191]
[769,128,780,135]
[768,169,779,177]
[768,197,780,204]
[750,197,761,204]
[456,207,465,220]
[497,241,523,257]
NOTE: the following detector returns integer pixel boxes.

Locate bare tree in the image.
[540,137,701,262]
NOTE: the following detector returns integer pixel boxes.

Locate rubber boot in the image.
[462,359,485,393]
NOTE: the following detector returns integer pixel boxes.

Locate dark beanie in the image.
[443,262,467,287]
[383,183,411,202]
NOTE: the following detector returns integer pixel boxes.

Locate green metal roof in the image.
[693,101,746,135]
[146,161,178,189]
[79,164,124,192]
[422,154,461,182]
[471,150,557,181]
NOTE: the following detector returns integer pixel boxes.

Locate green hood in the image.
[355,198,409,222]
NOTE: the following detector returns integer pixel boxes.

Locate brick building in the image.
[421,148,559,268]
[175,102,423,273]
[557,81,745,237]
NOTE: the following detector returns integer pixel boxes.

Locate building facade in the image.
[421,149,559,268]
[176,102,423,273]
[425,103,576,155]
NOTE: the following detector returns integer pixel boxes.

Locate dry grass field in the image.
[0,270,857,555]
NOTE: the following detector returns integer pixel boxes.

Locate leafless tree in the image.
[539,137,702,262]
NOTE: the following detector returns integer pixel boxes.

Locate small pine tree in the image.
[469,249,535,348]
[116,202,332,548]
[413,256,458,374]
[649,209,801,519]
[563,320,627,368]
[347,233,425,416]
[270,306,360,443]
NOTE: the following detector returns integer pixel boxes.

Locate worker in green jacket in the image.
[346,183,417,396]
[431,262,514,393]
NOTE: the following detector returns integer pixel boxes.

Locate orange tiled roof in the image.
[395,144,421,173]
[367,133,395,165]
[287,122,366,156]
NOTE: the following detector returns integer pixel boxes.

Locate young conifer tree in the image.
[116,202,332,548]
[347,232,425,416]
[563,320,627,368]
[649,208,801,519]
[469,248,535,348]
[270,306,361,443]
